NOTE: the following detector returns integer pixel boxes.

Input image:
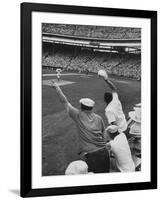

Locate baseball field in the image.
[42,69,141,176]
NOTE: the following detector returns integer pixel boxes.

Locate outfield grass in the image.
[42,70,141,176]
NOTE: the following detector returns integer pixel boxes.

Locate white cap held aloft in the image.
[79,98,95,107]
[98,69,108,80]
[129,109,141,123]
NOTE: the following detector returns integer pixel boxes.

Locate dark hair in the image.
[104,92,113,104]
[81,104,93,111]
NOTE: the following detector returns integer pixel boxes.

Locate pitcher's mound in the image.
[43,79,75,86]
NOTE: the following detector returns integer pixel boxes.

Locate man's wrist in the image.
[51,83,59,90]
[52,85,57,89]
[55,86,60,91]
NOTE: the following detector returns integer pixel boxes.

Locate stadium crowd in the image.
[43,48,141,80]
[42,24,141,40]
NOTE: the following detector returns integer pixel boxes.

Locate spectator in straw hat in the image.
[128,107,141,162]
[105,125,135,172]
[128,107,141,135]
[51,80,110,173]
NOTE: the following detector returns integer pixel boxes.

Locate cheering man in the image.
[99,73,127,132]
[51,81,110,173]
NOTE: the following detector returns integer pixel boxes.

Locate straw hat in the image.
[129,110,141,123]
[133,107,141,112]
[79,98,95,107]
[129,122,141,135]
[135,103,141,107]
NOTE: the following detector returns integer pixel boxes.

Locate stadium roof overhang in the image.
[42,32,141,52]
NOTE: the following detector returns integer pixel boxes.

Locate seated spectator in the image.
[128,106,141,161]
[105,125,135,172]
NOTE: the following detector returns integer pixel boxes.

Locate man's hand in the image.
[98,69,108,81]
[105,142,111,150]
[51,80,59,89]
[50,80,68,105]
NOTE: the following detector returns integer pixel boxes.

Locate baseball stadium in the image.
[42,24,141,176]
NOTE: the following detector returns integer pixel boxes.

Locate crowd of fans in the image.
[42,47,141,80]
[42,24,141,40]
[110,54,141,80]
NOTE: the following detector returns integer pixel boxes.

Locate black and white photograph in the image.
[20,3,157,197]
[42,24,141,176]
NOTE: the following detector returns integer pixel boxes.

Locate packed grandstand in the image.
[42,24,141,80]
[42,24,141,40]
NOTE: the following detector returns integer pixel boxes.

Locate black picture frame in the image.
[21,2,157,198]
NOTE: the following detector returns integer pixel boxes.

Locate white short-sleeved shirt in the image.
[110,133,135,172]
[105,92,127,132]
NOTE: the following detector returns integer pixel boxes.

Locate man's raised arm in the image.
[104,79,117,93]
[99,71,117,92]
[50,80,79,119]
[51,81,68,105]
